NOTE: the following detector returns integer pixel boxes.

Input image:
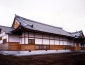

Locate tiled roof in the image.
[14,15,73,37]
[0,25,14,34]
[69,31,83,38]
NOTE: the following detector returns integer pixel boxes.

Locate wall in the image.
[12,20,19,29]
[0,30,9,50]
[8,42,20,50]
[9,35,19,42]
[20,44,35,50]
[19,31,76,50]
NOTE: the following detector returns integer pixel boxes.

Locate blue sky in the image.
[0,0,85,34]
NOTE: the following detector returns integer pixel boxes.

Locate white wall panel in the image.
[9,35,19,42]
[50,40,54,45]
[25,38,28,44]
[20,38,21,44]
[55,40,59,45]
[2,32,5,36]
[35,39,42,44]
[63,41,67,45]
[3,35,6,39]
[60,41,63,45]
[6,35,8,42]
[43,39,49,45]
[0,40,2,44]
[29,37,34,39]
[22,38,24,44]
[68,41,71,45]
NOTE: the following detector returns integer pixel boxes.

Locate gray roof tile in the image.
[0,25,14,34]
[15,15,73,37]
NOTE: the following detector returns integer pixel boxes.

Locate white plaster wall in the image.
[20,38,22,44]
[43,39,49,45]
[2,32,5,36]
[0,31,8,43]
[0,40,2,44]
[3,35,7,39]
[21,38,24,44]
[9,35,19,42]
[55,40,59,45]
[6,35,8,42]
[29,37,34,39]
[25,38,28,44]
[35,39,42,44]
[63,41,67,45]
[50,40,54,45]
[60,41,63,45]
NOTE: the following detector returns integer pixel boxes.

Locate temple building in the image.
[0,15,84,54]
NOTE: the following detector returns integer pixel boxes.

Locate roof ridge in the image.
[0,25,12,28]
[70,30,82,34]
[15,15,62,29]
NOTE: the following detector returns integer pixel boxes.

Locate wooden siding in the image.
[71,46,76,51]
[0,43,8,50]
[8,42,20,50]
[50,45,71,50]
[13,20,19,29]
[75,43,81,51]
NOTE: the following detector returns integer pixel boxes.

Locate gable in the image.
[12,20,20,29]
[81,33,84,38]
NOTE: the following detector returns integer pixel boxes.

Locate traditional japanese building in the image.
[0,15,84,54]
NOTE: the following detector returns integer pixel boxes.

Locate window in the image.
[35,45,50,50]
[28,39,35,44]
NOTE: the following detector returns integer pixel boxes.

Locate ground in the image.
[0,52,85,65]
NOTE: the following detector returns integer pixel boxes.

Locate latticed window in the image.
[28,39,35,44]
[35,45,50,50]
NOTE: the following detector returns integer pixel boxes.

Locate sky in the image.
[0,0,85,34]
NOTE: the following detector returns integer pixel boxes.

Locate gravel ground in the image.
[0,52,85,65]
